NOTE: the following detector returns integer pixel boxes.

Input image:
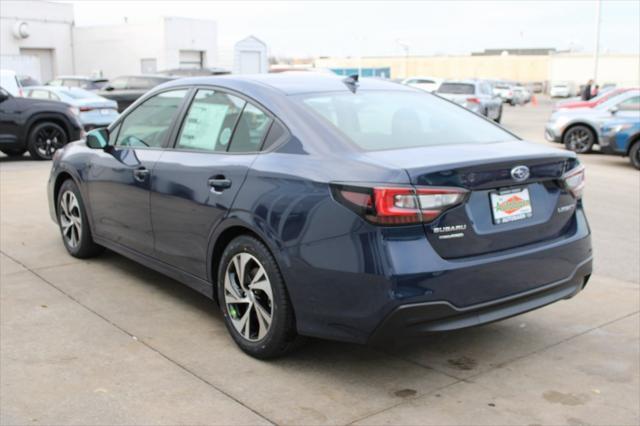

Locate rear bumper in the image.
[368,257,592,345]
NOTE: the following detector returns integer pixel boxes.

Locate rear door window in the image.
[437,83,476,95]
[176,89,245,152]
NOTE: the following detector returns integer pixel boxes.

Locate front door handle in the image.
[208,177,232,191]
[133,167,149,182]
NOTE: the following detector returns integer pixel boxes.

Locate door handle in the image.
[208,177,232,191]
[133,167,149,182]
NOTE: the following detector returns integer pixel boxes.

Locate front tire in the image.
[563,125,595,153]
[28,121,68,160]
[217,235,299,359]
[57,180,103,258]
[629,141,640,170]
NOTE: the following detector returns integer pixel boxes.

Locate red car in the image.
[555,88,633,110]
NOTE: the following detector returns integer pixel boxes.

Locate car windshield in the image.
[298,91,514,151]
[437,83,475,95]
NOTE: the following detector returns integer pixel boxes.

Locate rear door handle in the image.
[133,167,149,182]
[208,177,232,191]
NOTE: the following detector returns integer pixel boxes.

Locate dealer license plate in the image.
[490,187,533,224]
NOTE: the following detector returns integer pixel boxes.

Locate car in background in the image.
[545,89,640,153]
[1,70,23,97]
[402,76,443,92]
[554,88,635,111]
[550,82,575,98]
[599,117,640,169]
[158,67,230,77]
[47,74,591,358]
[47,76,110,91]
[98,75,175,112]
[493,83,517,105]
[25,86,119,131]
[18,75,41,87]
[0,86,83,160]
[512,86,531,105]
[437,80,503,122]
[529,82,544,93]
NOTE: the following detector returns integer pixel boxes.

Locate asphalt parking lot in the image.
[1,96,638,425]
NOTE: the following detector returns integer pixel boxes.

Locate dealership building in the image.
[1,0,268,82]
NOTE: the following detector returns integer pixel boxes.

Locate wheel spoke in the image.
[254,302,272,339]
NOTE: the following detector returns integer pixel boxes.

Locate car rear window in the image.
[437,83,475,95]
[298,91,514,151]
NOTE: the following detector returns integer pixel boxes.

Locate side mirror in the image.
[609,106,619,115]
[86,128,109,149]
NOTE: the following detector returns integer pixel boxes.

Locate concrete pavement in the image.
[1,97,638,425]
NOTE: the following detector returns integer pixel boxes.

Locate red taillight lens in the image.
[332,185,467,225]
[79,106,93,112]
[466,97,480,104]
[561,165,585,198]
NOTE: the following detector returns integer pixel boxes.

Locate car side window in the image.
[618,96,640,111]
[49,92,61,101]
[176,89,245,152]
[29,89,50,100]
[262,120,288,151]
[116,89,188,148]
[110,77,128,90]
[228,103,273,153]
[48,79,62,86]
[63,79,81,88]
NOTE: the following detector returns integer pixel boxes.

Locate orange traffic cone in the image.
[531,95,538,106]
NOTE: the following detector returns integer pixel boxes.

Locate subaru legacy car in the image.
[48,74,592,358]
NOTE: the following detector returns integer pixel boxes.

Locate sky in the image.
[62,0,640,58]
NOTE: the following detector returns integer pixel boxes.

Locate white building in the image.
[0,1,75,82]
[74,17,218,78]
[233,36,268,74]
[1,1,223,82]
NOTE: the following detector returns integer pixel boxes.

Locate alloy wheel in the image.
[224,253,274,341]
[59,191,82,248]
[35,125,65,158]
[566,127,593,153]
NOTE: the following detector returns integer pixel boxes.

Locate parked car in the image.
[0,69,23,97]
[48,74,591,358]
[545,89,640,153]
[550,82,575,98]
[158,67,230,77]
[98,75,175,112]
[512,86,531,104]
[47,76,110,91]
[493,82,516,105]
[402,76,443,92]
[25,86,119,131]
[436,80,503,122]
[0,86,84,159]
[554,88,635,111]
[599,117,640,169]
[18,75,41,87]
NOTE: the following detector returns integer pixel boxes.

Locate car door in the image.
[86,88,189,255]
[150,88,274,278]
[0,89,28,145]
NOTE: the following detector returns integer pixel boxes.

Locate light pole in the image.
[593,0,602,82]
[396,40,410,79]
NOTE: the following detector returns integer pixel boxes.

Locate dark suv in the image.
[0,87,84,160]
[98,75,175,112]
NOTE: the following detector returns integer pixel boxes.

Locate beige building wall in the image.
[315,54,639,86]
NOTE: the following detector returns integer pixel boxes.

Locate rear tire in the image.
[217,235,300,359]
[494,106,502,123]
[563,125,595,153]
[0,148,26,157]
[56,179,104,258]
[629,141,640,170]
[28,121,68,160]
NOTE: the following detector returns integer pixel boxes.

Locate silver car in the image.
[436,80,503,122]
[545,89,640,153]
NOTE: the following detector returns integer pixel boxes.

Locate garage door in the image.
[238,51,261,74]
[19,48,53,82]
[179,50,203,69]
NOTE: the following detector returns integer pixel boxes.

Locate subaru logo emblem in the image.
[510,165,530,182]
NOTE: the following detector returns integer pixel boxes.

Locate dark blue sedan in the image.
[47,74,592,358]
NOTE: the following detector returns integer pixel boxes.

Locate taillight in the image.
[466,97,480,104]
[332,184,468,225]
[561,165,585,198]
[79,106,93,112]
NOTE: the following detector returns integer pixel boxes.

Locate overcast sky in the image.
[63,1,640,57]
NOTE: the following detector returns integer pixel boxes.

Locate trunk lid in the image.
[362,141,579,258]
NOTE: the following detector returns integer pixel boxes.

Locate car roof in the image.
[161,73,416,96]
